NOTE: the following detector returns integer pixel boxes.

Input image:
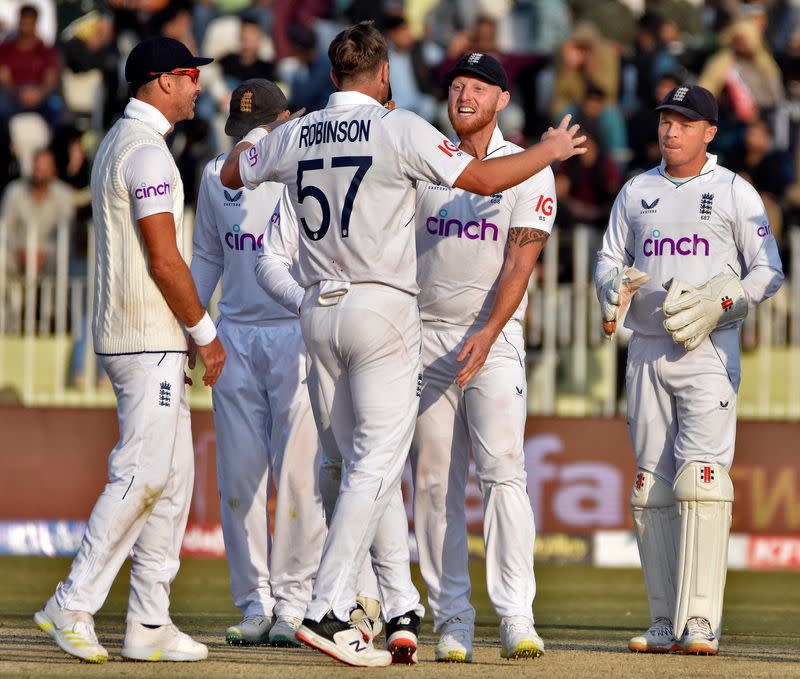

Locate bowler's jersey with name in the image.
[239,90,473,295]
[193,153,295,323]
[597,154,783,336]
[416,127,556,328]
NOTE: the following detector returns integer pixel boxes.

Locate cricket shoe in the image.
[500,616,545,659]
[121,622,208,661]
[225,614,272,645]
[296,611,392,667]
[679,617,719,655]
[435,615,474,663]
[350,596,383,644]
[385,610,420,664]
[34,595,108,663]
[628,617,681,653]
[268,615,302,647]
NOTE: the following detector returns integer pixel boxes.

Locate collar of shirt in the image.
[326,90,383,109]
[123,98,172,137]
[659,151,718,177]
[454,125,506,157]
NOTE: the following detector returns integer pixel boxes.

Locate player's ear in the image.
[704,123,718,144]
[330,67,340,90]
[276,109,290,122]
[496,89,511,113]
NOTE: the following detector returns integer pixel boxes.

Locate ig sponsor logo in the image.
[134,181,170,199]
[225,224,263,251]
[535,194,554,217]
[437,138,462,158]
[757,223,772,238]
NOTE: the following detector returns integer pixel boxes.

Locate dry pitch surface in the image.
[0,557,798,678]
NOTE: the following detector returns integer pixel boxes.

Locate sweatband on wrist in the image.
[187,312,216,346]
[242,127,269,146]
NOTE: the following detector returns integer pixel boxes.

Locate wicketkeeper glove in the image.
[662,272,749,351]
[596,267,623,324]
[595,266,651,337]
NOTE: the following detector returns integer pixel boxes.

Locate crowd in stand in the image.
[2,0,800,295]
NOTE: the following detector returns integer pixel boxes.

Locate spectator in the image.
[564,81,628,168]
[219,13,275,84]
[551,22,620,121]
[727,116,794,240]
[628,12,681,110]
[60,11,121,128]
[698,18,785,123]
[383,13,438,120]
[555,123,623,232]
[1,146,73,277]
[0,4,62,125]
[282,21,335,113]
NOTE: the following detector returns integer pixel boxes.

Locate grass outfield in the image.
[0,557,798,678]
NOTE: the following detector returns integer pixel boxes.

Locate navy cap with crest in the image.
[125,37,213,90]
[656,85,718,124]
[446,52,508,91]
[225,79,288,138]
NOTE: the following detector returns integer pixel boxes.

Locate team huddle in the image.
[32,21,782,668]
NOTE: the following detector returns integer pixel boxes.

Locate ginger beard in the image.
[448,77,503,137]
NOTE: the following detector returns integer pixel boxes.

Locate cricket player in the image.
[411,53,555,663]
[595,85,783,655]
[190,79,327,647]
[34,37,224,662]
[220,21,585,667]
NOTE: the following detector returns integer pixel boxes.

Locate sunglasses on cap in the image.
[149,67,201,84]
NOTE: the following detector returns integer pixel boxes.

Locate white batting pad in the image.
[673,462,734,638]
[630,469,679,621]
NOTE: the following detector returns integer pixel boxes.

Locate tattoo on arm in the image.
[507,228,549,248]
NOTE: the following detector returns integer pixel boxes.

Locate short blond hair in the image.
[328,21,388,83]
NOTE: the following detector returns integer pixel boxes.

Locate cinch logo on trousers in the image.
[225,224,263,250]
[426,209,498,241]
[643,230,709,257]
[134,182,170,199]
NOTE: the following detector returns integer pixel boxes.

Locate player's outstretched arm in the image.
[139,212,226,386]
[220,108,305,189]
[455,227,548,387]
[454,115,586,196]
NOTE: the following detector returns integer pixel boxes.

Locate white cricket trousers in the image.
[301,283,422,622]
[55,352,193,625]
[412,322,536,629]
[626,330,739,483]
[214,318,326,620]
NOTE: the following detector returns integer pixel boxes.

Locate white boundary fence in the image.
[1,219,797,417]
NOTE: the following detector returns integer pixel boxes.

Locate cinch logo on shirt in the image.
[642,229,709,257]
[425,208,498,241]
[225,224,263,251]
[134,181,170,199]
[247,146,258,167]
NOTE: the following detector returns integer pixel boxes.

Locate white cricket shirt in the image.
[416,126,556,328]
[239,90,474,295]
[596,154,784,337]
[192,153,296,324]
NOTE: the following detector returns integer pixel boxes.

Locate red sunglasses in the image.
[149,67,201,84]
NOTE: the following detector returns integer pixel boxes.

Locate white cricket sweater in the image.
[91,113,188,353]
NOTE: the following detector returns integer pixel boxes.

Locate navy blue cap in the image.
[656,85,718,124]
[446,52,508,91]
[225,79,288,138]
[125,37,213,89]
